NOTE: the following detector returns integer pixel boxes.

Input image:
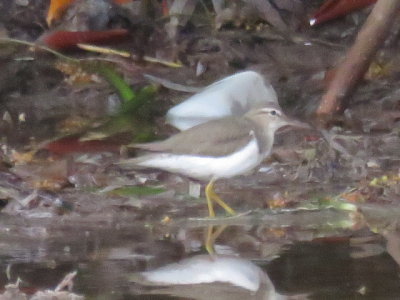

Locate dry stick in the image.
[316,0,400,122]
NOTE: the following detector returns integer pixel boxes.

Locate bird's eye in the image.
[270,110,277,116]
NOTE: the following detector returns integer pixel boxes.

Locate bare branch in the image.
[316,0,400,123]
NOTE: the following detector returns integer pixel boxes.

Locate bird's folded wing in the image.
[135,118,255,157]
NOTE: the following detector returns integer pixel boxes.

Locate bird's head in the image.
[245,106,310,133]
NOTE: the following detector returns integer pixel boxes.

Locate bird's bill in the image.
[286,119,311,129]
[279,115,312,131]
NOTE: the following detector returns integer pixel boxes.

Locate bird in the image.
[119,104,309,217]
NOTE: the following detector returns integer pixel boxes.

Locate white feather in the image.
[166,71,279,130]
[136,135,263,181]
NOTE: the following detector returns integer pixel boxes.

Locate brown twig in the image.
[316,0,400,124]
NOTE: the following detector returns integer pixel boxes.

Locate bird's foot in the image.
[205,181,236,217]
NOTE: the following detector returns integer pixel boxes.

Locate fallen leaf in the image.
[55,61,102,85]
[310,0,376,26]
[41,29,129,50]
[45,137,121,155]
[47,0,76,26]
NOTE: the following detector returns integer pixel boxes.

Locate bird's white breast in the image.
[137,136,263,181]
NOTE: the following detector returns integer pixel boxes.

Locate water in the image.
[0,207,398,299]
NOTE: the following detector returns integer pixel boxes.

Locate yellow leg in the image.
[205,225,228,254]
[205,179,236,217]
[205,181,216,217]
[205,226,215,254]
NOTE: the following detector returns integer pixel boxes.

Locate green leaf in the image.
[97,64,136,103]
[119,84,158,114]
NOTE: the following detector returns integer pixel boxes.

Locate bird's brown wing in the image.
[134,117,255,157]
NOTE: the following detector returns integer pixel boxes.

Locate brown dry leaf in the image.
[12,160,69,191]
[55,61,102,85]
[267,228,286,238]
[32,179,66,190]
[267,192,290,209]
[161,215,172,224]
[340,190,365,203]
[10,150,36,165]
[56,115,92,135]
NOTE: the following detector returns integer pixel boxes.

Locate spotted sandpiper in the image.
[120,105,309,217]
